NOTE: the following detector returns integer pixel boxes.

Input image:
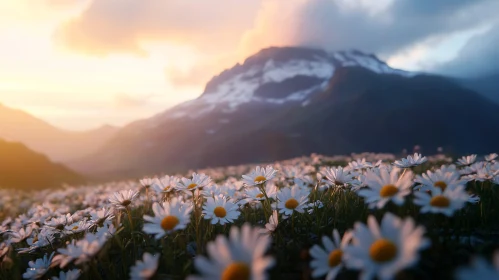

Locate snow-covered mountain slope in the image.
[155,47,415,121]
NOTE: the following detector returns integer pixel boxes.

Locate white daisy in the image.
[176,173,212,192]
[309,229,352,280]
[276,185,310,216]
[203,195,240,225]
[413,186,472,217]
[243,184,277,204]
[357,168,413,209]
[143,198,193,239]
[242,166,278,186]
[152,175,180,194]
[130,252,160,280]
[89,207,115,227]
[187,223,275,280]
[7,226,33,244]
[485,153,498,162]
[414,168,464,192]
[22,252,54,280]
[140,177,157,189]
[344,213,430,280]
[393,153,427,168]
[347,158,373,171]
[322,167,357,188]
[51,269,81,280]
[260,210,279,236]
[457,155,477,166]
[455,251,499,280]
[109,189,140,210]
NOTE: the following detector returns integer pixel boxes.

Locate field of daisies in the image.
[1,152,499,280]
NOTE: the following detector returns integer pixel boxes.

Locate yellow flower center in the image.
[214,206,227,218]
[379,185,399,198]
[369,239,397,263]
[256,193,265,198]
[254,176,267,183]
[221,262,251,280]
[187,183,198,190]
[433,181,447,191]
[328,249,343,267]
[72,226,79,230]
[32,235,38,243]
[161,215,179,231]
[430,195,450,208]
[121,200,132,207]
[163,186,170,191]
[285,198,299,209]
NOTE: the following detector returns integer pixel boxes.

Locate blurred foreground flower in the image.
[187,223,274,280]
[455,251,499,280]
[130,252,160,280]
[310,229,352,280]
[344,213,430,280]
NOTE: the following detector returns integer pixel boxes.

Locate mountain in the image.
[455,73,499,104]
[70,46,499,179]
[0,104,118,162]
[0,139,85,189]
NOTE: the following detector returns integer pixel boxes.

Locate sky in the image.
[1,0,498,131]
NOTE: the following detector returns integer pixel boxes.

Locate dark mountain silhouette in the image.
[69,47,499,180]
[0,139,85,189]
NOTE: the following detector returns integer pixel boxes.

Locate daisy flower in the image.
[152,175,179,194]
[51,269,81,280]
[109,189,140,210]
[260,210,279,236]
[455,251,499,280]
[139,177,157,189]
[457,155,477,166]
[187,223,275,280]
[414,168,464,192]
[176,173,212,192]
[143,198,193,239]
[52,233,107,268]
[89,207,115,227]
[203,195,240,225]
[347,158,373,171]
[242,166,278,186]
[309,229,352,280]
[357,168,413,209]
[275,185,310,215]
[7,226,33,244]
[130,252,160,280]
[322,167,357,188]
[344,213,430,280]
[22,252,54,280]
[244,184,277,203]
[393,153,427,168]
[485,153,498,162]
[413,186,472,217]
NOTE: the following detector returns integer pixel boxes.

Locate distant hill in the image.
[0,139,85,189]
[455,73,499,104]
[70,47,499,180]
[0,103,118,162]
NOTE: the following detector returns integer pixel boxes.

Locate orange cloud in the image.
[55,0,261,56]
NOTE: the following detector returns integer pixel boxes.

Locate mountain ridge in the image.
[0,103,119,162]
[69,46,499,180]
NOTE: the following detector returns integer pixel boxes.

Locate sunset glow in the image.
[1,0,497,130]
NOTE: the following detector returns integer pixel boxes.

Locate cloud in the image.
[433,22,499,78]
[240,0,499,58]
[54,0,261,56]
[54,0,499,83]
